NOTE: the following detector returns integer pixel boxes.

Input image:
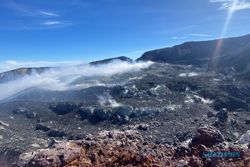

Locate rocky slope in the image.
[0,35,250,166]
[0,56,132,84]
[18,127,250,167]
[90,56,133,66]
[137,34,250,73]
[0,67,49,84]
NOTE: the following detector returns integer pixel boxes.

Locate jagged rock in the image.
[207,111,215,118]
[92,107,113,122]
[77,106,135,124]
[77,106,93,120]
[97,129,141,141]
[167,81,198,92]
[13,107,37,119]
[176,131,190,142]
[137,123,149,131]
[174,145,191,157]
[237,130,250,144]
[49,102,78,115]
[20,142,82,167]
[214,96,248,111]
[35,123,51,132]
[191,126,224,147]
[245,119,250,125]
[0,120,9,127]
[216,108,228,122]
[18,129,250,167]
[90,56,133,65]
[188,157,203,167]
[47,130,66,138]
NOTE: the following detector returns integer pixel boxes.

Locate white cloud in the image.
[187,33,211,37]
[173,33,212,40]
[5,60,18,66]
[42,21,63,26]
[172,36,188,40]
[1,1,72,29]
[210,0,250,12]
[38,10,59,17]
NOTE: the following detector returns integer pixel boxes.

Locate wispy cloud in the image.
[172,36,188,40]
[187,33,211,37]
[1,1,71,29]
[42,21,63,26]
[210,0,250,12]
[173,33,211,40]
[3,1,59,17]
[38,10,59,17]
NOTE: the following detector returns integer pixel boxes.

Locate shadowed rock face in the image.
[0,67,49,83]
[90,56,133,66]
[137,34,250,74]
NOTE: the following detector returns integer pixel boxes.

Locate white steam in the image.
[0,60,85,73]
[98,93,121,107]
[0,61,152,101]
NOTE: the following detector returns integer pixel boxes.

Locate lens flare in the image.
[209,0,238,70]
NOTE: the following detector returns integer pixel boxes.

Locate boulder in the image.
[237,130,250,144]
[216,108,228,122]
[49,102,78,115]
[47,130,66,138]
[35,123,51,132]
[207,111,215,118]
[191,126,224,147]
[137,123,149,131]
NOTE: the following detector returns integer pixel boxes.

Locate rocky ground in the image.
[0,63,250,166]
[17,127,250,167]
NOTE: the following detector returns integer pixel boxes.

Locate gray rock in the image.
[13,107,37,119]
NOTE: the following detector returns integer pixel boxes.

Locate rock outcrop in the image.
[19,128,250,167]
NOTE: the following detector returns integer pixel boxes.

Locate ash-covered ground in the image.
[0,62,250,166]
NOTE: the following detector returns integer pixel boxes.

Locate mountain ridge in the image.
[136,34,250,73]
[1,34,250,83]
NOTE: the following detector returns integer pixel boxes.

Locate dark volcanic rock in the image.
[214,96,248,111]
[207,111,216,118]
[136,34,250,73]
[0,67,49,83]
[167,81,199,92]
[78,105,161,125]
[191,126,224,147]
[49,102,78,115]
[216,108,229,122]
[245,119,250,125]
[78,106,134,124]
[1,36,250,166]
[13,107,37,119]
[90,56,133,66]
[47,130,66,138]
[137,123,149,131]
[35,123,51,132]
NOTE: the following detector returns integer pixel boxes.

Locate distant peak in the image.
[89,56,133,65]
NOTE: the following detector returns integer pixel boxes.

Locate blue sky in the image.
[0,0,250,67]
